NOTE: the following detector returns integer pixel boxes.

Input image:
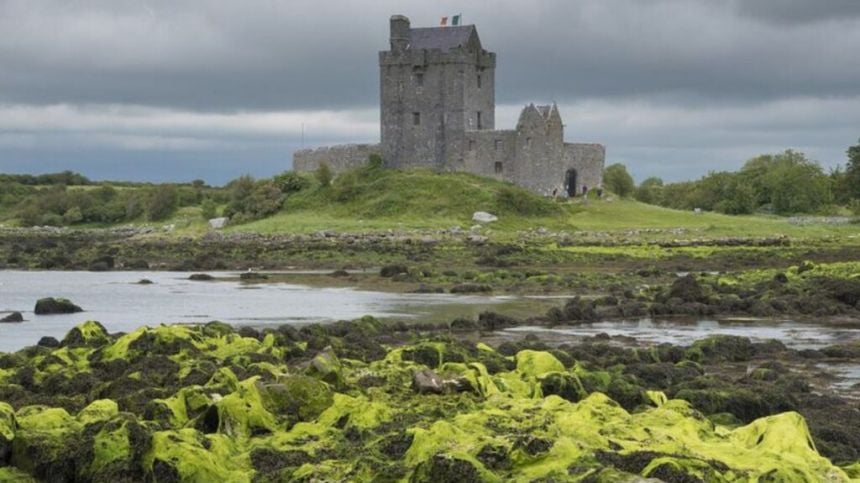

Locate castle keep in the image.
[294,15,605,196]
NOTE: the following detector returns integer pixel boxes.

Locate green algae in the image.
[515,350,565,377]
[0,320,855,482]
[144,429,253,482]
[77,399,119,425]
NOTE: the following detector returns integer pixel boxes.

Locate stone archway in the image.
[564,169,578,197]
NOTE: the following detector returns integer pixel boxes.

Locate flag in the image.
[452,14,461,26]
[440,16,448,26]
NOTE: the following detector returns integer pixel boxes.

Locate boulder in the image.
[33,298,82,315]
[188,273,215,281]
[0,312,23,323]
[208,217,228,229]
[472,211,498,223]
[412,369,444,394]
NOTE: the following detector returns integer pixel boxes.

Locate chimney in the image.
[390,15,410,52]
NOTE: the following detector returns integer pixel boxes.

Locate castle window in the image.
[415,73,424,86]
[494,162,503,174]
[477,112,483,129]
[468,140,475,151]
[526,137,532,148]
[477,74,482,89]
[494,139,502,150]
[413,112,421,126]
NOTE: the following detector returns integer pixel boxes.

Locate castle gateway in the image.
[293,15,605,196]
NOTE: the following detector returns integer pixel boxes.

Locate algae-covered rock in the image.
[11,406,82,481]
[77,399,119,426]
[0,402,16,464]
[145,429,252,482]
[61,320,110,347]
[515,350,565,378]
[34,297,83,315]
[259,376,334,423]
[306,347,344,386]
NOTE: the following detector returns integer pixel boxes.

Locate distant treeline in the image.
[603,140,860,216]
[0,170,314,227]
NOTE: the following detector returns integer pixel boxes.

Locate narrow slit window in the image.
[494,162,503,173]
[526,137,532,147]
[477,111,483,129]
[477,74,482,89]
[413,112,421,126]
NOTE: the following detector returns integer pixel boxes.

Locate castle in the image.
[293,15,605,197]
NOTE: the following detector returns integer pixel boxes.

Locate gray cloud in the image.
[0,0,858,183]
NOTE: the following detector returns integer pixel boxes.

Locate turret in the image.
[390,15,410,52]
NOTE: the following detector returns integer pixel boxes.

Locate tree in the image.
[603,163,635,198]
[635,177,664,204]
[845,139,860,200]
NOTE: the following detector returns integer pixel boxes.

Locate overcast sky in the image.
[1,0,859,184]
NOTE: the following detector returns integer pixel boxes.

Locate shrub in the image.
[201,198,218,220]
[146,185,179,221]
[315,163,333,187]
[273,171,311,194]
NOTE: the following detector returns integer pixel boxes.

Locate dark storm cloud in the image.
[733,0,860,25]
[0,0,858,183]
[2,0,859,110]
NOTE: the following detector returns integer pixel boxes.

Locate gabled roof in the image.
[409,25,479,51]
[536,105,553,120]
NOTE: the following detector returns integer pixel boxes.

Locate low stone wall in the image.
[293,143,381,174]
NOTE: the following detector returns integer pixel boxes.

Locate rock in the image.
[306,347,344,386]
[259,376,334,423]
[0,312,23,323]
[380,264,409,277]
[472,211,498,223]
[239,272,268,281]
[668,274,706,303]
[466,234,488,244]
[136,279,154,285]
[412,369,444,394]
[37,336,60,348]
[329,269,350,277]
[33,298,82,315]
[208,217,228,229]
[188,273,215,281]
[450,283,492,294]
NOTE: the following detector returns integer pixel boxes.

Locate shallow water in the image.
[504,318,860,350]
[0,271,522,352]
[1,271,859,356]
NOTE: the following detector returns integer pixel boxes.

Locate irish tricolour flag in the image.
[440,14,462,26]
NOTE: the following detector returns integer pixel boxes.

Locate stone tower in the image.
[294,15,605,196]
[379,15,496,170]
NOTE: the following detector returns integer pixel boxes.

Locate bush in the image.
[273,171,311,194]
[603,164,635,198]
[146,185,179,221]
[315,163,333,187]
[201,199,218,220]
[224,176,284,223]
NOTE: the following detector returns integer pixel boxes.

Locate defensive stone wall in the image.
[564,143,606,194]
[293,143,381,174]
